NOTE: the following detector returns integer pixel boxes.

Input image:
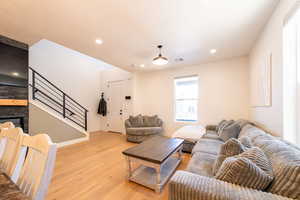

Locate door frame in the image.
[107,79,127,134]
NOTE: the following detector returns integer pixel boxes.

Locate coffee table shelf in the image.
[122,136,184,193]
[129,157,181,192]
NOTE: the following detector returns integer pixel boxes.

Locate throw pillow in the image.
[143,115,159,127]
[216,120,227,132]
[238,136,252,149]
[129,115,143,127]
[217,120,234,135]
[213,138,245,175]
[219,122,241,142]
[215,147,274,190]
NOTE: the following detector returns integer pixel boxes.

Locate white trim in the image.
[174,74,198,80]
[108,78,131,84]
[284,1,300,26]
[173,75,199,123]
[283,5,300,145]
[174,120,199,125]
[57,134,89,148]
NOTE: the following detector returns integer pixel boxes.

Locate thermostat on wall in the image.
[125,96,131,100]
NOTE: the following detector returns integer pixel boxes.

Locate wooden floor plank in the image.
[46,132,190,200]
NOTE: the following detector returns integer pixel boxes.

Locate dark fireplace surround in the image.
[0,35,29,132]
[0,116,25,130]
[0,106,28,132]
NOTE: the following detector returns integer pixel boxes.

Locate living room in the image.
[0,0,300,200]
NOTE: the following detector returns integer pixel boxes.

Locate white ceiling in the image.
[0,0,279,71]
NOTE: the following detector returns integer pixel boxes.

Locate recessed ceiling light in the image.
[210,49,217,54]
[12,72,19,76]
[140,64,145,68]
[95,39,103,45]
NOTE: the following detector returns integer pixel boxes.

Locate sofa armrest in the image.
[125,119,132,128]
[169,171,292,200]
[205,125,217,131]
[157,118,163,127]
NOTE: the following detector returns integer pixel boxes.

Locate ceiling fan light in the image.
[152,56,168,65]
[152,45,168,66]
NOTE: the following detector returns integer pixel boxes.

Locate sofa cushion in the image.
[202,131,223,141]
[126,127,162,136]
[192,138,224,155]
[239,136,252,149]
[216,147,274,190]
[267,151,300,199]
[238,124,271,141]
[219,122,241,142]
[186,152,217,177]
[213,138,245,175]
[129,115,143,127]
[254,139,300,199]
[143,115,160,127]
[240,124,300,199]
[278,138,300,152]
[170,170,291,200]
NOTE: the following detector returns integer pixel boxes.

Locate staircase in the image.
[28,67,88,131]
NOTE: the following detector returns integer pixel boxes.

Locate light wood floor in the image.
[46,132,191,200]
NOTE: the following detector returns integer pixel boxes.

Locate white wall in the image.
[99,68,134,132]
[249,0,296,136]
[29,39,112,132]
[134,56,249,136]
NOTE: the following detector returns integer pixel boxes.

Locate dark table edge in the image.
[122,139,184,164]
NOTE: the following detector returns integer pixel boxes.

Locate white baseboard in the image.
[57,134,89,148]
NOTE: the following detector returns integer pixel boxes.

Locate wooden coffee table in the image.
[122,136,184,193]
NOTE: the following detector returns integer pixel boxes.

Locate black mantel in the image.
[0,35,29,132]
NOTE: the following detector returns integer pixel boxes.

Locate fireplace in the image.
[0,35,29,133]
[0,116,25,130]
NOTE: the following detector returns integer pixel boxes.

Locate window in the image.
[283,4,300,145]
[174,76,198,122]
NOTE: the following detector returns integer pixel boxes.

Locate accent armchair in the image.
[125,115,163,143]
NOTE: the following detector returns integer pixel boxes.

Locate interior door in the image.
[108,81,124,133]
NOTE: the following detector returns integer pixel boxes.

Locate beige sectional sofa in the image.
[169,121,300,200]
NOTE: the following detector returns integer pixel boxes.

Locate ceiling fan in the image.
[152,45,168,66]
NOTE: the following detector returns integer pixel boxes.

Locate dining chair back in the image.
[17,134,57,200]
[0,127,26,182]
[0,122,15,160]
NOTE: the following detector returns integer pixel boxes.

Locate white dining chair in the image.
[16,134,57,200]
[0,122,15,160]
[0,127,26,183]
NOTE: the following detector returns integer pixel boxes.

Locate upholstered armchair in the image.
[125,115,163,143]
